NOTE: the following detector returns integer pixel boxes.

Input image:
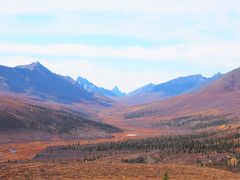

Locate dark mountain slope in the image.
[0,93,121,142]
[0,62,95,103]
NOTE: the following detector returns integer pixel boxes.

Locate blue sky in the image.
[0,0,240,92]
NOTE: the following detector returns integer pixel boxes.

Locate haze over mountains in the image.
[0,62,223,106]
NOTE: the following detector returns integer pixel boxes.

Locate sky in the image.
[0,0,240,93]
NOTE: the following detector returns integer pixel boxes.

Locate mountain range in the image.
[129,73,222,96]
[0,62,224,106]
[119,73,222,106]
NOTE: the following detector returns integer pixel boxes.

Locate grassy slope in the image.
[0,162,239,180]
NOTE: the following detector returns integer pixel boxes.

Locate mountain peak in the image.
[212,72,223,79]
[202,67,240,94]
[16,61,47,71]
[128,83,155,96]
[77,76,91,84]
[76,76,96,92]
[76,77,120,97]
[112,86,120,91]
[112,86,126,97]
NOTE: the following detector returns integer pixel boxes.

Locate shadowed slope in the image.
[0,93,121,143]
[0,62,103,104]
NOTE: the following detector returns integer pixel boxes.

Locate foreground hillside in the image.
[1,161,239,180]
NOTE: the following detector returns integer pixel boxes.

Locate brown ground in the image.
[0,161,239,180]
[0,129,174,163]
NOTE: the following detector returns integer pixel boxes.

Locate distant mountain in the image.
[122,73,222,106]
[130,73,223,97]
[130,74,222,96]
[128,83,154,96]
[0,62,97,103]
[150,73,223,97]
[111,86,126,97]
[76,76,118,97]
[63,76,77,85]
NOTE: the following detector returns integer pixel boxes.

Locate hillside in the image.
[0,93,121,143]
[117,67,240,129]
[2,161,239,180]
[201,67,240,94]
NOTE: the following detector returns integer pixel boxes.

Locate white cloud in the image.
[0,42,239,69]
[0,0,239,42]
[0,0,239,15]
[0,56,36,67]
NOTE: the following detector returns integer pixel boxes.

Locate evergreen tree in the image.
[163,172,169,180]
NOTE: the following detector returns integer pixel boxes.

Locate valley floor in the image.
[0,132,165,163]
